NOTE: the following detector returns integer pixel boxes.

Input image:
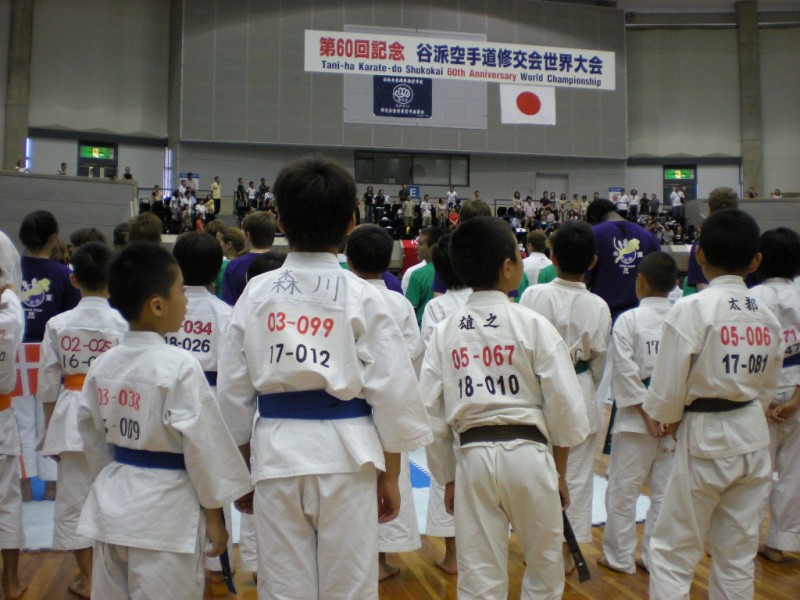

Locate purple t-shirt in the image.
[686,242,707,287]
[222,252,261,305]
[382,271,402,294]
[587,220,661,319]
[20,256,81,343]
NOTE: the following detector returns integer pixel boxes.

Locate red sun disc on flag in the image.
[516,92,542,116]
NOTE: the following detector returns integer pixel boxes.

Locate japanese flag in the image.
[500,85,556,125]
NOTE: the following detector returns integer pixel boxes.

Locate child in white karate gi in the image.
[169,231,238,585]
[598,252,678,575]
[40,242,127,598]
[0,247,26,600]
[217,156,432,600]
[644,209,785,599]
[421,216,589,600]
[346,224,425,580]
[750,228,800,563]
[75,242,253,599]
[420,233,471,575]
[519,220,611,571]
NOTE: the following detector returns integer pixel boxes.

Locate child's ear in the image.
[146,294,164,317]
[345,213,356,236]
[588,254,598,271]
[746,251,762,274]
[69,273,80,290]
[277,217,286,235]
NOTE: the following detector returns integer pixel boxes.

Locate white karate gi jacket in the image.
[164,285,232,374]
[0,290,24,456]
[522,252,552,286]
[520,278,610,432]
[368,280,424,374]
[40,297,127,454]
[421,288,472,347]
[611,297,673,434]
[749,278,800,391]
[76,331,253,553]
[217,252,433,482]
[421,290,590,485]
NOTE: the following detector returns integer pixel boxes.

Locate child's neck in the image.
[640,292,669,300]
[703,266,749,281]
[81,289,109,300]
[556,270,584,283]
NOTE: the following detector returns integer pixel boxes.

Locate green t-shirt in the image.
[405,262,436,326]
[537,264,557,284]
[215,259,229,299]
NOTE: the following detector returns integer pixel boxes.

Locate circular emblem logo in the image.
[392,84,413,105]
[21,279,46,308]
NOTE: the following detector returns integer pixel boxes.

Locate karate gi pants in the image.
[13,395,56,480]
[238,512,257,572]
[0,455,24,549]
[379,453,420,552]
[455,442,564,600]
[762,387,800,552]
[603,433,674,572]
[426,480,455,537]
[255,463,378,600]
[91,522,206,600]
[52,452,94,550]
[565,432,596,543]
[649,432,771,600]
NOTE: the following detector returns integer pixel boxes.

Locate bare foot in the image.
[758,545,784,563]
[434,558,458,575]
[68,577,90,599]
[45,481,57,502]
[563,543,576,575]
[252,572,257,584]
[635,558,650,573]
[3,580,28,600]
[379,561,399,581]
[596,556,634,575]
[207,570,225,584]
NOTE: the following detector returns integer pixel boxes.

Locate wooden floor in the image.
[7,423,800,599]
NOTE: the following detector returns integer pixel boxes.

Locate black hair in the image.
[108,242,180,322]
[19,210,59,250]
[173,231,223,286]
[420,226,444,247]
[585,199,617,225]
[698,209,760,272]
[757,227,800,279]
[458,199,492,223]
[526,230,548,253]
[450,217,518,289]
[128,213,162,243]
[71,242,113,291]
[550,220,595,274]
[431,233,465,290]
[638,251,678,293]
[246,252,288,281]
[274,156,356,251]
[346,225,393,274]
[242,212,277,249]
[113,222,129,248]
[69,228,107,248]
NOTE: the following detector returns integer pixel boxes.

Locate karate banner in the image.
[499,85,556,125]
[373,76,432,118]
[306,30,616,91]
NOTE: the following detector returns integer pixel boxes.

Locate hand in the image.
[234,491,254,515]
[668,421,681,440]
[765,400,782,424]
[444,481,455,516]
[643,413,663,438]
[0,283,17,294]
[205,509,229,557]
[558,475,571,512]
[771,399,800,423]
[377,472,401,524]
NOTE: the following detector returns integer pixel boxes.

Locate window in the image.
[355,151,469,186]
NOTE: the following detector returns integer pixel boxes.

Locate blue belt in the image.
[204,371,217,386]
[784,353,800,368]
[257,390,372,420]
[642,377,651,388]
[574,360,589,375]
[113,446,186,470]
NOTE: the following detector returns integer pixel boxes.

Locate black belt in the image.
[459,424,547,446]
[685,398,752,413]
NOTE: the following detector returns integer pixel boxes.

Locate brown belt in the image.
[685,398,752,413]
[459,424,547,446]
[0,393,11,411]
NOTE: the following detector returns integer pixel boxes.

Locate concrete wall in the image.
[0,0,11,167]
[28,0,169,137]
[685,197,800,236]
[0,171,135,252]
[178,0,628,159]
